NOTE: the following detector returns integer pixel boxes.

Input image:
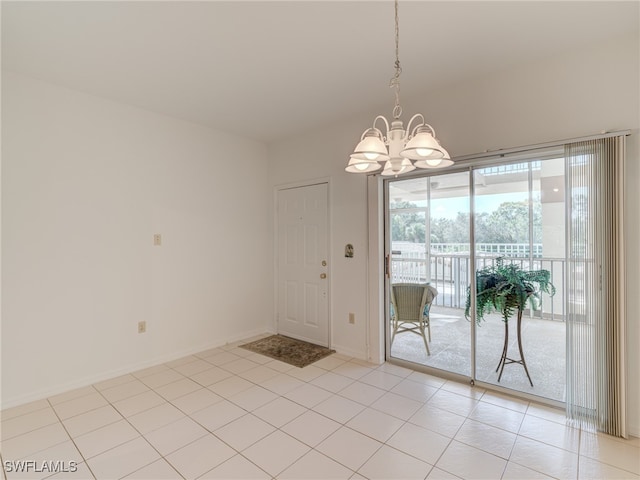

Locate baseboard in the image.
[1,328,270,411]
[331,343,369,362]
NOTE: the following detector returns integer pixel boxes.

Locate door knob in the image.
[320,273,327,279]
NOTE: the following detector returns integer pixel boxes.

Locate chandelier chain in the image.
[390,0,402,119]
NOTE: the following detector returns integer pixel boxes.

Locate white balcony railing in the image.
[391,243,565,321]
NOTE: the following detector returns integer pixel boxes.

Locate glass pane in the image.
[388,173,471,377]
[391,210,428,283]
[473,159,566,402]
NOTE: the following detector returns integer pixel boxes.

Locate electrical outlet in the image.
[138,321,146,333]
[153,234,161,246]
[349,313,355,324]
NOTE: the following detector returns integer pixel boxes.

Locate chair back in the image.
[391,284,437,321]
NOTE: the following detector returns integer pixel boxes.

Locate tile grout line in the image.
[44,396,96,480]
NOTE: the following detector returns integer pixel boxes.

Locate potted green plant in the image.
[465,257,556,323]
[464,257,556,386]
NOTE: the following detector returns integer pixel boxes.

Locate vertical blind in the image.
[565,136,627,437]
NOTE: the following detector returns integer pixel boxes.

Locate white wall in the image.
[1,72,272,407]
[268,33,640,435]
[268,119,375,358]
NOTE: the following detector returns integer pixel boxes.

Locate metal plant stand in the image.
[496,308,534,387]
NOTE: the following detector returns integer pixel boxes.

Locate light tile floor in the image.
[1,336,638,480]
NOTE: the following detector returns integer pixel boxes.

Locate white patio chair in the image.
[390,283,438,355]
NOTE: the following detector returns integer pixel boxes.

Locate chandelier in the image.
[345,0,452,176]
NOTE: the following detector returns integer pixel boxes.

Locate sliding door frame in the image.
[378,130,629,407]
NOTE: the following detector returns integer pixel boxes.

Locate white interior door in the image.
[277,183,329,347]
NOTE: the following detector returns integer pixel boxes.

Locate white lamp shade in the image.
[350,131,390,162]
[413,146,454,168]
[345,157,383,173]
[400,129,445,161]
[381,158,415,176]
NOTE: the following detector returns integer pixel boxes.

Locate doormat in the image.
[240,335,335,368]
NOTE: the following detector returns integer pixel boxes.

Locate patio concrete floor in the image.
[390,306,566,402]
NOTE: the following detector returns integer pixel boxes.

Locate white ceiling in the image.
[3,1,638,143]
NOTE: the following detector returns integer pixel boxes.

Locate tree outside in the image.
[391,199,542,245]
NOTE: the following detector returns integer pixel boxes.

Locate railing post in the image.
[454,256,461,308]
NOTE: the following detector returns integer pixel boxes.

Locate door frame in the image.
[378,163,568,407]
[273,177,332,347]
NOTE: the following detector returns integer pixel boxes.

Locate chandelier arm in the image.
[422,123,437,137]
[404,114,426,139]
[372,115,391,138]
[359,127,382,142]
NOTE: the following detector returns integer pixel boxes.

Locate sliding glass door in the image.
[388,173,471,378]
[472,159,565,401]
[386,154,567,403]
